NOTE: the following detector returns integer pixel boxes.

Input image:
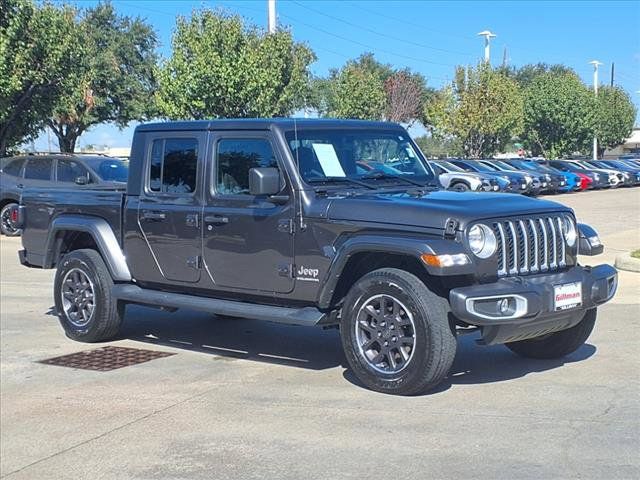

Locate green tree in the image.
[425,63,524,158]
[325,63,386,120]
[316,53,428,123]
[0,0,82,156]
[414,134,464,158]
[48,2,158,152]
[523,71,596,158]
[156,10,315,119]
[595,86,636,157]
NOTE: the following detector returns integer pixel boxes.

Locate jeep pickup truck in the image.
[14,119,618,395]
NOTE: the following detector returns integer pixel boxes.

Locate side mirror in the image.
[249,167,280,196]
[75,176,88,185]
[577,223,604,256]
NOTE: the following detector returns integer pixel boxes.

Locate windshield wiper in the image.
[306,176,377,190]
[360,171,432,188]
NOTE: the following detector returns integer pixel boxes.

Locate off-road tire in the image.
[54,249,124,342]
[340,268,457,395]
[506,309,596,359]
[0,202,21,236]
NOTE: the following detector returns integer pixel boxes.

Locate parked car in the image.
[429,159,504,192]
[589,160,640,186]
[544,160,609,189]
[477,160,544,196]
[448,159,532,194]
[571,160,630,188]
[499,158,569,194]
[13,118,617,395]
[0,153,128,236]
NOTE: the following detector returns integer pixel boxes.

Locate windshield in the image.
[83,157,129,182]
[492,160,516,170]
[284,129,435,187]
[436,160,465,172]
[477,161,501,171]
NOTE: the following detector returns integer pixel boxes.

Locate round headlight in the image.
[468,224,497,259]
[562,216,577,247]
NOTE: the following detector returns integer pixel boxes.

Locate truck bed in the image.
[20,187,125,267]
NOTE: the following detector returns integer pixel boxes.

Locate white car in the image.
[430,160,502,192]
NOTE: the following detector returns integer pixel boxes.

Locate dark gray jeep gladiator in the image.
[15,119,618,395]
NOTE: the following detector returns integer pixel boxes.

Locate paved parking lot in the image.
[1,188,639,479]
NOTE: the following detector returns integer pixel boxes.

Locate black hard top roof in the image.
[135,118,404,132]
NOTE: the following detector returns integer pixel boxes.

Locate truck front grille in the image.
[492,216,569,277]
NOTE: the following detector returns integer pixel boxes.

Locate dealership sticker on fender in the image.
[554,282,582,311]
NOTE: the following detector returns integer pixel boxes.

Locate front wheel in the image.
[54,249,124,342]
[451,182,470,192]
[0,202,21,236]
[506,309,596,359]
[340,268,457,395]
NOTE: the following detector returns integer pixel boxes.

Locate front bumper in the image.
[449,264,617,345]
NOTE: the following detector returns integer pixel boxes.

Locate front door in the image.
[137,133,205,284]
[202,132,295,294]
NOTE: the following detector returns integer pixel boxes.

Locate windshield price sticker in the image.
[554,282,582,311]
[311,143,346,177]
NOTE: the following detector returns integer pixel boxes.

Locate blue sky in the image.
[34,0,640,150]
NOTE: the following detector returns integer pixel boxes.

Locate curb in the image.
[615,252,640,273]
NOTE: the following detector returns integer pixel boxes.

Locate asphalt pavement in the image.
[1,187,639,479]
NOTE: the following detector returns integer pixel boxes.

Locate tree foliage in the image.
[48,2,158,152]
[522,71,596,158]
[324,63,386,120]
[425,63,524,158]
[594,85,636,155]
[0,0,82,155]
[384,70,427,123]
[156,10,315,119]
[317,53,428,124]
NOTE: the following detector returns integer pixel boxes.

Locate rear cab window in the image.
[147,138,198,194]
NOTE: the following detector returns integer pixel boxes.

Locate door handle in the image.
[16,184,24,189]
[141,211,166,221]
[204,215,229,225]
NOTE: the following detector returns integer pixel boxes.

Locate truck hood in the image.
[325,190,572,230]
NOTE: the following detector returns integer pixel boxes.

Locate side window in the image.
[216,138,277,195]
[147,138,198,194]
[24,158,52,180]
[57,159,89,183]
[2,159,24,177]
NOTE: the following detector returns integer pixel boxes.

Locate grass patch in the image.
[632,249,640,259]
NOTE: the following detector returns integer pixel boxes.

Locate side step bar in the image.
[112,284,327,327]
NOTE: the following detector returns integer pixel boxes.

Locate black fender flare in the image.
[44,214,132,281]
[316,234,473,309]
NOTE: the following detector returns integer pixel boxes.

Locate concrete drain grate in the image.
[39,346,175,371]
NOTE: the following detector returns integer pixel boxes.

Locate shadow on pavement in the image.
[56,304,597,393]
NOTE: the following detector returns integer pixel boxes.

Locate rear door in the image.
[137,132,205,284]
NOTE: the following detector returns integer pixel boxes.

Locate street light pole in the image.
[477,30,497,63]
[589,60,603,160]
[267,0,276,34]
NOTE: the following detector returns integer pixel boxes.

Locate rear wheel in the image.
[506,309,596,359]
[340,268,456,395]
[0,202,20,236]
[54,249,124,342]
